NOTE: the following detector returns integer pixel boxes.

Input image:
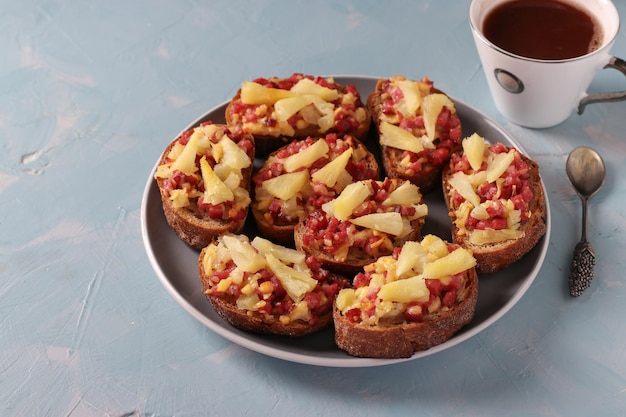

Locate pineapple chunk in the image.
[261,170,309,201]
[335,288,357,311]
[322,181,372,221]
[470,228,524,244]
[379,121,424,154]
[229,267,245,285]
[288,300,312,323]
[221,234,266,273]
[395,79,423,115]
[421,234,450,258]
[486,149,515,183]
[422,93,455,141]
[310,97,336,132]
[299,102,323,124]
[382,181,423,206]
[251,236,306,265]
[423,247,476,279]
[449,172,481,207]
[200,157,234,205]
[216,277,233,293]
[349,212,404,236]
[240,81,296,105]
[412,204,429,219]
[470,204,490,220]
[290,78,339,101]
[463,133,487,171]
[202,244,218,275]
[318,114,335,132]
[218,136,252,170]
[169,189,190,208]
[507,209,522,228]
[236,293,261,311]
[397,218,413,239]
[310,147,353,187]
[170,130,201,175]
[196,123,221,140]
[154,162,173,179]
[378,275,430,303]
[312,97,335,116]
[265,254,317,302]
[396,240,428,277]
[274,95,316,122]
[283,139,330,172]
[469,171,488,187]
[214,165,242,188]
[334,169,354,192]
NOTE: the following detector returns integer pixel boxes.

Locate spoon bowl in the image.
[566,146,606,199]
[565,146,606,297]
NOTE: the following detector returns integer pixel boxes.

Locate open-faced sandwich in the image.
[294,178,428,275]
[252,133,379,244]
[226,73,371,155]
[198,233,350,337]
[154,122,254,250]
[442,133,547,274]
[333,234,478,358]
[368,75,463,193]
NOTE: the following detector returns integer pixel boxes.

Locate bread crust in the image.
[155,124,255,250]
[252,135,380,246]
[198,243,350,337]
[293,178,427,276]
[367,77,463,193]
[203,292,333,337]
[225,98,294,156]
[225,74,371,156]
[333,267,479,358]
[250,209,297,245]
[293,214,424,276]
[442,151,547,274]
[159,192,247,250]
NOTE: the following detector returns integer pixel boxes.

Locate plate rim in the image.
[140,75,551,367]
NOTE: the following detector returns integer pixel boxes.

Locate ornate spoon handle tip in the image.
[569,241,595,297]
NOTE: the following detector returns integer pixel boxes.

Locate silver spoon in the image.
[565,146,606,297]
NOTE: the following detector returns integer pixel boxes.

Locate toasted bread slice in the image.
[294,178,428,276]
[368,76,463,193]
[252,133,379,245]
[198,233,350,337]
[154,123,255,250]
[333,235,479,358]
[442,134,547,274]
[225,73,371,155]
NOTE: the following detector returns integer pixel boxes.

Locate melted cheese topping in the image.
[155,124,252,212]
[450,135,530,244]
[232,74,368,137]
[335,235,475,326]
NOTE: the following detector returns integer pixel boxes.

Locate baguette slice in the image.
[225,73,371,155]
[154,123,255,250]
[252,133,379,245]
[368,76,463,193]
[442,134,547,274]
[198,233,350,337]
[294,178,428,276]
[333,235,478,358]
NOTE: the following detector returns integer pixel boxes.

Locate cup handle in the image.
[577,56,626,114]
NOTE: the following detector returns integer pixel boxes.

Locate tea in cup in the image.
[470,0,626,128]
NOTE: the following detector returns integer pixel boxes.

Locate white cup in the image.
[470,0,626,128]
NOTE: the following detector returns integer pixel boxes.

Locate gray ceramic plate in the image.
[141,75,551,367]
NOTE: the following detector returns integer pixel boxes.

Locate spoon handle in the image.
[569,241,595,297]
[580,196,589,243]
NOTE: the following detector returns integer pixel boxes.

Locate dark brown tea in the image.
[482,0,603,60]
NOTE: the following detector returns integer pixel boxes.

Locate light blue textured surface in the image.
[1,1,626,416]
